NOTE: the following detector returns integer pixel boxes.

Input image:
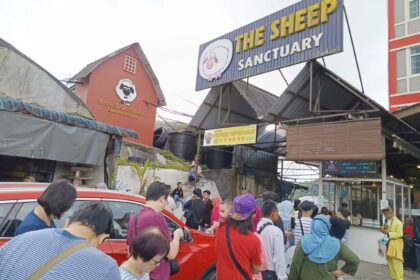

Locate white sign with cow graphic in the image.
[198,39,233,82]
[115,79,137,103]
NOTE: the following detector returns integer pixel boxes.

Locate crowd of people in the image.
[3,179,420,280]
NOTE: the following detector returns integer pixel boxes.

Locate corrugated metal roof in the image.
[72,43,166,107]
[0,37,94,119]
[0,96,138,138]
[189,80,277,130]
[266,61,376,122]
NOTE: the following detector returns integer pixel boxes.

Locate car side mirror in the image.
[182,228,192,242]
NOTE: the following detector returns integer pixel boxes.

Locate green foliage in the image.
[118,158,160,195]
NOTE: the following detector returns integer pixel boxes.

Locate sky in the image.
[0,0,388,124]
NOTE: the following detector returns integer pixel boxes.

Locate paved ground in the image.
[344,261,419,279]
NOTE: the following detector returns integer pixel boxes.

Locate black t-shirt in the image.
[172,188,184,199]
[201,199,214,227]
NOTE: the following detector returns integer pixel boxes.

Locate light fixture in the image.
[417,165,420,169]
[393,141,398,148]
[401,179,405,182]
[409,185,414,189]
[390,175,394,178]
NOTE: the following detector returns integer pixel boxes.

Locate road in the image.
[343,261,419,279]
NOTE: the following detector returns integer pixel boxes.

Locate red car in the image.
[0,183,216,280]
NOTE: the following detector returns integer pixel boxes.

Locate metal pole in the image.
[343,5,365,94]
[194,132,201,189]
[278,69,289,86]
[309,60,313,112]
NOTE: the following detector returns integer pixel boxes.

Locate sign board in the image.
[286,119,384,161]
[203,124,257,146]
[196,0,343,91]
[323,160,378,176]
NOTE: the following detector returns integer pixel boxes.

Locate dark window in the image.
[351,183,379,220]
[410,0,420,19]
[0,203,15,237]
[0,201,37,237]
[164,215,180,233]
[0,155,55,182]
[106,201,142,239]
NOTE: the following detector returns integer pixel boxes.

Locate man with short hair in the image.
[294,200,314,244]
[184,188,205,230]
[171,182,184,208]
[127,181,183,280]
[0,201,120,280]
[200,190,213,230]
[257,200,287,280]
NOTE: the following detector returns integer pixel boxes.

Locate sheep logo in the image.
[199,39,233,81]
[115,79,137,103]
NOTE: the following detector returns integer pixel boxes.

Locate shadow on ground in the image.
[343,261,419,280]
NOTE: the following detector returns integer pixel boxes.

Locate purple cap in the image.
[230,193,257,221]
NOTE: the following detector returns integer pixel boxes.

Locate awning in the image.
[0,96,138,138]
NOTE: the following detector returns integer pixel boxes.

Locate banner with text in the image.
[203,125,257,146]
[196,0,343,90]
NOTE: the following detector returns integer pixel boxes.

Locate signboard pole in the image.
[194,132,202,189]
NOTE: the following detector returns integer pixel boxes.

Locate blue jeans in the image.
[173,194,185,209]
[415,243,420,272]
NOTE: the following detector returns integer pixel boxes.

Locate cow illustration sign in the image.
[115,79,137,103]
[195,0,343,91]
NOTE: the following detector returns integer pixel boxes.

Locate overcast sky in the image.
[0,0,387,124]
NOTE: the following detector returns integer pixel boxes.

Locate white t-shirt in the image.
[119,267,149,280]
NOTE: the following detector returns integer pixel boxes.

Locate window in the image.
[411,46,420,74]
[0,201,37,237]
[106,201,142,239]
[410,0,420,19]
[0,203,15,237]
[124,55,137,74]
[54,200,87,228]
[351,183,379,220]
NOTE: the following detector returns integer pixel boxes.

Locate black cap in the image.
[301,200,315,211]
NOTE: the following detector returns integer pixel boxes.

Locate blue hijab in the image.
[301,214,340,264]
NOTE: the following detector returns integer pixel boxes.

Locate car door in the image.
[104,199,143,264]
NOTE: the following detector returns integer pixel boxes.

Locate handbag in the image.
[225,221,251,280]
[261,270,277,279]
[169,259,180,276]
[134,214,180,276]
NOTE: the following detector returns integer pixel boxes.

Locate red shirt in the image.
[127,207,172,280]
[404,225,415,238]
[215,223,262,280]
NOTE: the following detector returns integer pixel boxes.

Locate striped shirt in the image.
[293,217,312,244]
[119,267,149,280]
[0,228,120,280]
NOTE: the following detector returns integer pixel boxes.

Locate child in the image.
[206,200,232,234]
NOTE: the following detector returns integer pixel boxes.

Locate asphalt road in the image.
[343,261,419,280]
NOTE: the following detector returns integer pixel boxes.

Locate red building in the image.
[72,43,166,145]
[389,0,420,111]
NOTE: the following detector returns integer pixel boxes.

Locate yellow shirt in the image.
[386,217,404,261]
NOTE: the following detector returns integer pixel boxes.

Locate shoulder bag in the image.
[225,221,251,280]
[28,242,91,280]
[134,213,180,276]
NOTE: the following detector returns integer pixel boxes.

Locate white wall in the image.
[347,226,387,265]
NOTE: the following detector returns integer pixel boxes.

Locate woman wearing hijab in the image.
[288,214,359,280]
[278,200,294,247]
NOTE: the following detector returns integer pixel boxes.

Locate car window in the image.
[0,203,15,237]
[0,201,37,237]
[164,215,180,233]
[106,201,143,240]
[16,202,37,221]
[54,200,88,228]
